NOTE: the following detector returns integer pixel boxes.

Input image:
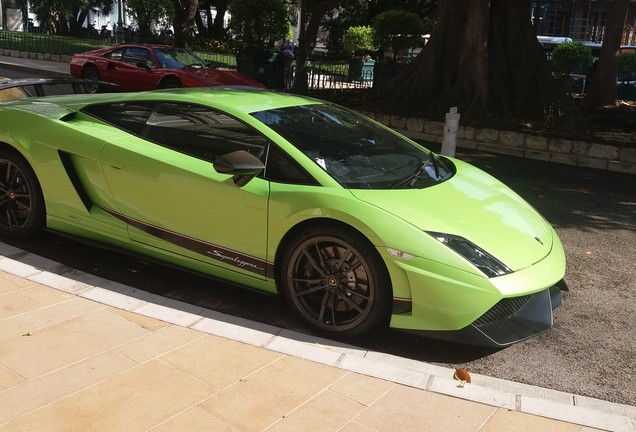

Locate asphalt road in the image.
[2,66,635,406]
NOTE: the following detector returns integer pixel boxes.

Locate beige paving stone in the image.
[0,360,214,432]
[17,284,73,307]
[0,351,135,425]
[0,309,150,380]
[579,427,609,432]
[201,356,347,432]
[108,306,171,331]
[329,373,395,407]
[16,296,106,329]
[354,385,497,432]
[160,334,283,389]
[0,271,36,292]
[266,389,365,432]
[115,324,205,364]
[153,406,242,432]
[0,364,23,392]
[480,408,582,431]
[338,421,376,432]
[0,317,35,342]
[0,292,40,319]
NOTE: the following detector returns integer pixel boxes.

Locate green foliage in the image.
[372,9,424,58]
[28,0,114,35]
[228,0,290,52]
[550,41,593,76]
[126,0,174,40]
[189,37,239,54]
[343,26,377,53]
[617,51,636,81]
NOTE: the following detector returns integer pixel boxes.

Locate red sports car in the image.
[70,43,264,92]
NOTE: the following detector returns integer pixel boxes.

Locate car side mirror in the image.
[213,150,265,187]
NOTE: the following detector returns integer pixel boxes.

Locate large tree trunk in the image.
[586,0,630,107]
[381,0,551,123]
[172,0,199,48]
[212,0,229,39]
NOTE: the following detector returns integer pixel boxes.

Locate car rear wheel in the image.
[0,150,45,239]
[81,65,100,93]
[280,225,391,338]
[160,77,181,89]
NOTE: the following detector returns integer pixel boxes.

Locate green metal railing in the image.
[0,30,110,56]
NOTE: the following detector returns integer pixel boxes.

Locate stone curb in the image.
[1,242,634,432]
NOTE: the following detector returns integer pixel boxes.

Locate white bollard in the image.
[441,107,460,157]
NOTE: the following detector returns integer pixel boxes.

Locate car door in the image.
[86,101,270,279]
[103,47,159,91]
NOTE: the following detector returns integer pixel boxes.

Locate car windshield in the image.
[152,47,207,69]
[252,103,453,189]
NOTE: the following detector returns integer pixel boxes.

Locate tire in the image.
[279,225,392,338]
[160,77,181,89]
[0,150,45,239]
[81,65,100,94]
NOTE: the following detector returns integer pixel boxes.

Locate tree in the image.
[586,0,631,106]
[126,0,174,42]
[372,10,424,60]
[195,0,229,39]
[617,51,636,83]
[171,0,198,48]
[343,26,376,54]
[29,0,114,36]
[551,41,593,76]
[228,0,289,51]
[380,0,552,123]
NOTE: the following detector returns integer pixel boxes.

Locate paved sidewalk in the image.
[1,242,635,432]
[0,51,71,78]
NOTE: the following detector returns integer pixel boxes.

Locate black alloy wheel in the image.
[0,150,45,238]
[280,226,391,338]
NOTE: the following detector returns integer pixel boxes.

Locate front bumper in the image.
[410,282,566,347]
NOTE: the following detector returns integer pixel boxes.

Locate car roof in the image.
[5,88,324,116]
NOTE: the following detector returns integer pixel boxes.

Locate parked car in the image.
[0,87,566,346]
[70,44,264,92]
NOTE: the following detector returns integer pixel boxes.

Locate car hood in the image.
[188,68,264,88]
[350,160,554,271]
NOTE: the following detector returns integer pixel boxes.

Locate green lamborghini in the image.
[0,83,566,346]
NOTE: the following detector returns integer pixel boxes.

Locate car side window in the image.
[82,101,317,184]
[264,144,318,185]
[82,102,154,135]
[122,47,154,68]
[106,48,124,61]
[139,103,269,162]
[83,101,266,162]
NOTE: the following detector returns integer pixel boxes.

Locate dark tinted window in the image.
[83,102,267,162]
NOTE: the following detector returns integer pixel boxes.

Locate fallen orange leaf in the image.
[453,368,471,383]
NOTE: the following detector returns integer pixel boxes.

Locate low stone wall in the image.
[1,49,72,63]
[365,113,636,175]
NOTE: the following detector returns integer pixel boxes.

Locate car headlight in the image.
[427,232,512,278]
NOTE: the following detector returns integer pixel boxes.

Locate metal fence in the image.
[0,30,110,56]
[0,30,404,92]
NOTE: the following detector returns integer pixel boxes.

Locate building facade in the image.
[533,0,636,45]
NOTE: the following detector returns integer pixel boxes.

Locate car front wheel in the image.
[280,225,391,338]
[0,150,45,238]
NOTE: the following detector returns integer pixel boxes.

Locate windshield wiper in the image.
[389,160,427,189]
[389,153,442,189]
